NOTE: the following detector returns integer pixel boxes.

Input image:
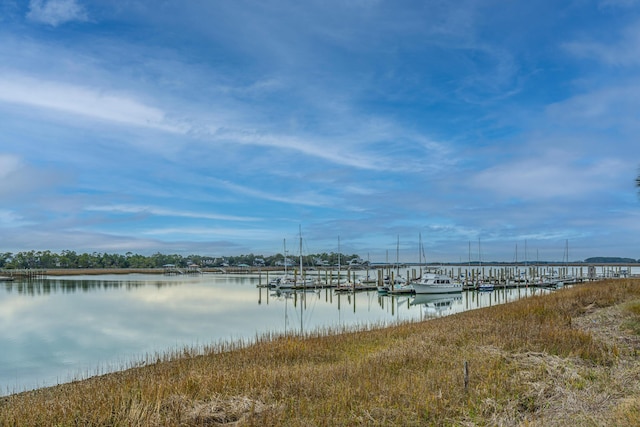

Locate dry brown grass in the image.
[2,279,640,426]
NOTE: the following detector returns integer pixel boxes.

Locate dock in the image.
[0,269,47,279]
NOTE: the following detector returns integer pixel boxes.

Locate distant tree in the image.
[584,257,636,264]
[0,252,13,268]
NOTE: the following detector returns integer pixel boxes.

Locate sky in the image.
[1,0,640,263]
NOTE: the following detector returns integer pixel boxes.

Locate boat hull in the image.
[412,283,463,294]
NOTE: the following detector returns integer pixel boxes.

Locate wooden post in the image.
[464,361,469,392]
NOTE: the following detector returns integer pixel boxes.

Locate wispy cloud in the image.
[206,178,339,208]
[85,205,259,222]
[0,209,25,227]
[563,20,640,67]
[141,226,275,240]
[0,154,64,199]
[0,74,184,132]
[0,154,21,180]
[545,84,640,132]
[2,1,640,260]
[471,155,624,200]
[27,0,89,27]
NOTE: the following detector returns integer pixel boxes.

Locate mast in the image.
[515,243,518,282]
[299,225,303,281]
[283,238,287,277]
[418,232,422,277]
[478,237,482,283]
[525,240,528,282]
[337,235,341,284]
[396,235,400,278]
[468,241,471,286]
[565,239,569,278]
[299,225,303,334]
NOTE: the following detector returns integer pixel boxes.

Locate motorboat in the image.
[411,273,463,294]
[476,282,495,292]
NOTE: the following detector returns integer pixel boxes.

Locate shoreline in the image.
[2,278,639,425]
[44,268,165,276]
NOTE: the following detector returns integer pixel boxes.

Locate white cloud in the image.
[471,156,623,200]
[0,154,21,180]
[27,0,89,27]
[563,21,640,67]
[208,177,339,208]
[0,154,62,198]
[545,84,640,132]
[0,74,184,133]
[141,226,274,240]
[0,209,24,227]
[85,205,258,222]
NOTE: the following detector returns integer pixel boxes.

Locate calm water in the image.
[0,270,586,395]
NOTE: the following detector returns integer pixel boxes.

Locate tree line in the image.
[0,250,362,270]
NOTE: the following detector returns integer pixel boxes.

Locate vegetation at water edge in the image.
[2,279,640,425]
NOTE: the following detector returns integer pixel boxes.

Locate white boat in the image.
[386,274,407,285]
[387,282,415,294]
[377,283,390,293]
[268,238,291,288]
[412,273,463,294]
[275,275,317,290]
[334,279,378,293]
[275,226,318,290]
[477,282,494,292]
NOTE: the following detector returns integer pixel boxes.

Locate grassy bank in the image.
[2,279,640,426]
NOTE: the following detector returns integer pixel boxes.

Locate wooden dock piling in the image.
[0,269,47,279]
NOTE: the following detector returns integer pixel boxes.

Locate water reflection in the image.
[1,274,196,295]
[410,293,464,318]
[258,283,552,332]
[1,273,554,396]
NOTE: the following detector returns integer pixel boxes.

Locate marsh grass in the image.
[2,279,640,426]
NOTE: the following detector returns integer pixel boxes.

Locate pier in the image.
[255,263,637,294]
[0,269,47,280]
[162,264,203,275]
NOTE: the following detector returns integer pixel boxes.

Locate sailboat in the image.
[361,253,376,284]
[475,237,494,292]
[387,235,412,294]
[276,227,316,290]
[269,238,293,287]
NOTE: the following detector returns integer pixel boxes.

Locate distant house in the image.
[253,258,266,267]
[186,263,201,272]
[236,263,250,269]
[275,258,294,267]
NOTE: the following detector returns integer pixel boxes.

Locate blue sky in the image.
[1,0,639,263]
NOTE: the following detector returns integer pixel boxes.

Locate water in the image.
[0,271,564,395]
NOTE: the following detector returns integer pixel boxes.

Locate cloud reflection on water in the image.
[1,273,548,395]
